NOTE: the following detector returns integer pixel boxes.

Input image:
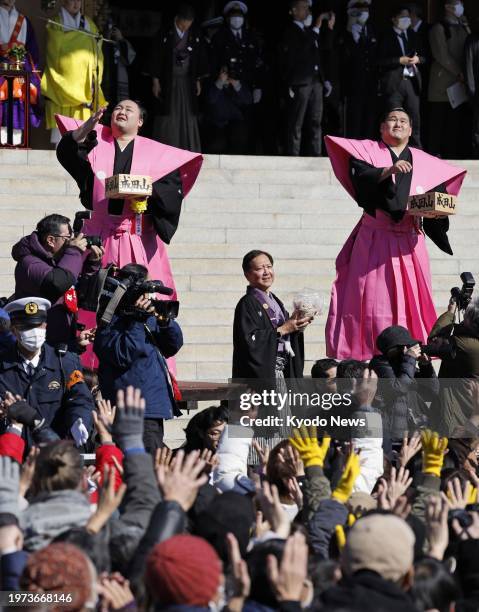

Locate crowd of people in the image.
[3,0,479,156]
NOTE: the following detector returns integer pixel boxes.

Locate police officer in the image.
[208,1,264,153]
[0,298,94,445]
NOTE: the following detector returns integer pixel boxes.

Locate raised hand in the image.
[72,107,106,143]
[156,449,207,512]
[266,532,308,603]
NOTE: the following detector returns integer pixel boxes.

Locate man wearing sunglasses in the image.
[11,213,104,348]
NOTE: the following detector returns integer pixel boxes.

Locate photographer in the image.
[93,264,183,454]
[428,296,479,436]
[11,214,104,348]
[203,66,253,154]
[369,325,439,441]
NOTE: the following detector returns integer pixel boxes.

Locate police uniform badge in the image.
[25,302,39,315]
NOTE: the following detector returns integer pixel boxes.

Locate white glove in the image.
[288,87,295,99]
[351,23,362,43]
[71,417,89,447]
[324,80,333,98]
[253,88,262,104]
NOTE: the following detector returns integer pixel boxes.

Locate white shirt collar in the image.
[21,352,41,372]
[393,26,407,37]
[230,26,242,38]
[174,21,186,39]
[294,20,305,30]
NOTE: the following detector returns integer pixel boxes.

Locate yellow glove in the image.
[347,513,356,527]
[421,430,448,477]
[331,453,361,503]
[289,425,331,468]
[335,525,346,552]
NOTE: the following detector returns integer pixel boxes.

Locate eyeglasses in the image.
[52,234,72,241]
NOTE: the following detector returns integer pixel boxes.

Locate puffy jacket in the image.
[369,354,439,439]
[94,314,183,419]
[12,232,100,346]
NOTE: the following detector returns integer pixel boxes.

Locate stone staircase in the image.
[1,148,479,387]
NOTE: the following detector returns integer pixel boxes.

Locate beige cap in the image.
[342,514,415,582]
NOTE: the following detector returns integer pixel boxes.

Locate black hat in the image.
[376,325,420,354]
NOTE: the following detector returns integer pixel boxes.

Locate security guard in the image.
[210,2,263,92]
[0,297,94,445]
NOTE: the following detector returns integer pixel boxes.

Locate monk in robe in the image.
[325,107,467,361]
[41,0,107,144]
[55,101,203,368]
[0,0,41,144]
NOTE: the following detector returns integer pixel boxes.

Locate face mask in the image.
[357,11,369,24]
[303,14,313,27]
[397,16,411,30]
[454,3,464,18]
[18,328,46,352]
[229,16,244,30]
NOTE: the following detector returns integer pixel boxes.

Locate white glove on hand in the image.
[253,88,262,104]
[71,417,89,447]
[324,80,333,98]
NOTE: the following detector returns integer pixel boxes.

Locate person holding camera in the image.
[11,214,104,348]
[203,65,254,154]
[207,1,263,154]
[369,325,439,441]
[93,264,183,454]
[428,295,479,436]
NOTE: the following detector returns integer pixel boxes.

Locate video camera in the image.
[97,269,179,326]
[450,272,475,311]
[73,211,102,249]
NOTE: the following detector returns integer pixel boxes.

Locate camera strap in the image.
[100,283,128,325]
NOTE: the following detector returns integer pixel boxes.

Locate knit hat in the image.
[146,534,223,606]
[20,543,94,612]
[342,514,415,582]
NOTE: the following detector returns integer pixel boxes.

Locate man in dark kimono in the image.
[232,250,311,382]
[149,3,207,151]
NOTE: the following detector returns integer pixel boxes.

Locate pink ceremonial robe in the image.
[56,115,203,370]
[325,136,466,361]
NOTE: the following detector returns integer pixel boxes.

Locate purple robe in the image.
[0,15,41,130]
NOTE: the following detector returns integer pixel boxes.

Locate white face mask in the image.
[357,11,369,25]
[397,16,411,30]
[229,15,244,30]
[454,3,464,18]
[303,14,313,27]
[18,328,46,352]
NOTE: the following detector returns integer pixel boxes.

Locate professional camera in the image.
[450,272,475,311]
[73,211,102,249]
[226,57,240,80]
[96,269,177,325]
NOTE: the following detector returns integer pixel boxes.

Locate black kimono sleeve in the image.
[350,157,407,219]
[56,130,97,210]
[351,158,453,255]
[232,296,278,381]
[147,169,183,244]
